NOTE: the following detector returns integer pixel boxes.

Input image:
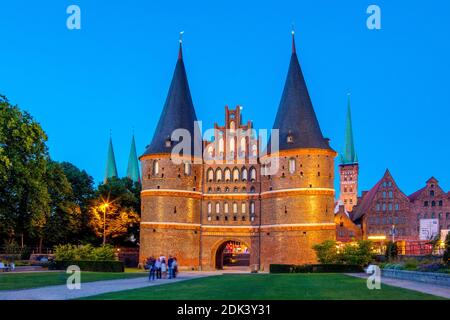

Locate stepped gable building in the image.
[349,171,450,242]
[139,33,337,271]
[408,177,450,233]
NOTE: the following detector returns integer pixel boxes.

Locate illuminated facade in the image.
[139,35,336,271]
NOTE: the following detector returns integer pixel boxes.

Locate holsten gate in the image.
[139,34,337,271]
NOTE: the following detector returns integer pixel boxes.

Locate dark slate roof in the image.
[142,43,201,157]
[268,35,332,152]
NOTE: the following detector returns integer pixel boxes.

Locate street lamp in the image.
[101,202,110,245]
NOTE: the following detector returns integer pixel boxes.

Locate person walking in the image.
[148,259,156,281]
[172,258,178,278]
[168,255,174,279]
[161,258,167,279]
[155,258,162,279]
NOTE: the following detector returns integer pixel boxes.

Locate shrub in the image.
[312,240,339,264]
[443,232,450,265]
[417,263,443,273]
[385,241,398,261]
[91,245,115,261]
[312,240,374,266]
[53,244,116,261]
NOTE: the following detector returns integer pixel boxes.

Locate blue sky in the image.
[1,0,449,195]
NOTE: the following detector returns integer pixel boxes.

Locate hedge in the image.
[270,264,364,273]
[49,260,124,272]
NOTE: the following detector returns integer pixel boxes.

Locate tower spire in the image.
[142,33,201,157]
[104,134,118,183]
[127,133,141,183]
[178,31,184,60]
[291,27,296,54]
[269,30,332,152]
[341,94,358,164]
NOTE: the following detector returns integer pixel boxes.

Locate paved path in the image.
[346,273,450,299]
[0,271,221,300]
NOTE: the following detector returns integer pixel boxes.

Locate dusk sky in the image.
[1,0,449,195]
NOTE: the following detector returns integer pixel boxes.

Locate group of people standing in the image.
[146,255,178,281]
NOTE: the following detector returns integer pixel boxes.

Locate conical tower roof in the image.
[341,95,358,164]
[142,39,201,157]
[269,32,332,152]
[127,134,141,183]
[104,136,118,183]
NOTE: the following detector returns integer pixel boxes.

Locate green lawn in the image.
[0,271,147,291]
[82,274,445,300]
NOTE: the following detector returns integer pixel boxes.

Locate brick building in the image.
[348,171,450,243]
[139,34,337,271]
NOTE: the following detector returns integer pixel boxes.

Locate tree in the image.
[313,240,339,264]
[60,162,96,243]
[0,95,50,246]
[89,177,140,246]
[385,241,398,261]
[43,161,81,247]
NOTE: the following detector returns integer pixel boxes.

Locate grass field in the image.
[0,270,147,291]
[82,274,445,300]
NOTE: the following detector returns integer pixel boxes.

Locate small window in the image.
[207,202,212,214]
[241,203,246,213]
[233,202,238,214]
[184,162,191,176]
[288,158,296,174]
[382,191,386,198]
[216,168,223,182]
[388,191,393,198]
[215,202,220,213]
[424,201,429,207]
[250,202,255,214]
[224,168,231,181]
[153,161,159,175]
[250,167,257,181]
[438,200,443,206]
[430,190,435,197]
[242,168,248,181]
[207,168,214,182]
[395,203,399,211]
[431,201,436,207]
[224,203,229,214]
[382,203,386,211]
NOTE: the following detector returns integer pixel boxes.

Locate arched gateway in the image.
[214,240,250,270]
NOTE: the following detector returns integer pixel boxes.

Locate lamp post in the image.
[391,224,396,243]
[102,202,110,245]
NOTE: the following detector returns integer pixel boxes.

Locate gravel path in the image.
[0,271,220,300]
[346,273,450,299]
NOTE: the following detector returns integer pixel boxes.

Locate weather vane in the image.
[179,31,184,43]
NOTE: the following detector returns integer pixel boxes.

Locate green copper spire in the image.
[127,134,140,183]
[104,135,118,183]
[341,94,358,164]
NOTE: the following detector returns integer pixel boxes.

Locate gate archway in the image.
[214,240,250,269]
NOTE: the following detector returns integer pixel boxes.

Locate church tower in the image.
[139,38,203,269]
[104,136,118,183]
[339,95,359,212]
[260,32,337,269]
[127,134,141,183]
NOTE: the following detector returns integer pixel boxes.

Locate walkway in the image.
[346,273,450,299]
[0,271,221,300]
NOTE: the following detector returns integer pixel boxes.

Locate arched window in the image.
[288,158,296,174]
[388,203,393,211]
[230,138,235,154]
[216,202,220,213]
[218,137,224,155]
[251,144,257,157]
[250,201,255,214]
[233,202,238,214]
[382,191,386,198]
[382,203,386,211]
[233,186,238,193]
[184,162,191,176]
[250,167,256,182]
[207,202,212,214]
[230,120,235,130]
[241,203,246,213]
[250,186,256,193]
[430,190,435,197]
[153,160,159,175]
[207,146,213,158]
[242,168,248,181]
[240,137,246,153]
[395,203,399,211]
[388,191,393,198]
[224,168,231,181]
[432,201,436,207]
[215,168,222,182]
[224,203,229,214]
[207,168,214,182]
[233,168,240,181]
